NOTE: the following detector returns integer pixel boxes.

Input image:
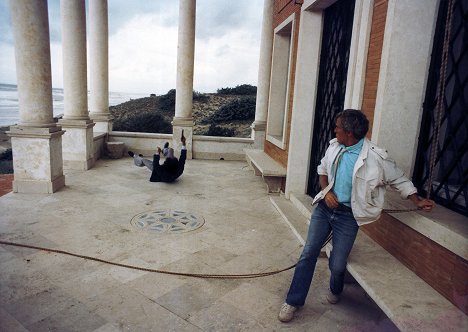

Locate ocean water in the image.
[0,83,147,127]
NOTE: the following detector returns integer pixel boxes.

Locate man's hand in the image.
[181,130,186,145]
[416,198,435,212]
[157,147,162,154]
[408,194,435,212]
[324,192,340,209]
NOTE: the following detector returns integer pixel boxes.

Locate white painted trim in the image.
[274,12,295,33]
[285,6,323,197]
[344,0,374,109]
[266,134,285,150]
[266,13,296,149]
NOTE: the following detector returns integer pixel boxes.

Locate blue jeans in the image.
[286,201,359,306]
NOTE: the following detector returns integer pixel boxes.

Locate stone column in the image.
[59,0,95,170]
[251,0,273,149]
[89,0,112,133]
[7,0,66,193]
[173,0,196,158]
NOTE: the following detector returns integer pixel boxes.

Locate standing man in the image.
[278,109,435,322]
[128,131,187,183]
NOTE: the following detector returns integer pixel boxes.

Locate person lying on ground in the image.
[128,132,187,183]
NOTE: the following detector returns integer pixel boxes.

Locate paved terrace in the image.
[0,156,397,331]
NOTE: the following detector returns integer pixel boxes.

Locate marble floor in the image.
[0,156,397,331]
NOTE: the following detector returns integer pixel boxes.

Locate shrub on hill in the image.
[202,96,256,124]
[217,84,257,95]
[193,90,209,102]
[113,112,172,134]
[158,89,176,113]
[0,148,13,174]
[0,148,12,161]
[159,89,209,113]
[205,124,236,137]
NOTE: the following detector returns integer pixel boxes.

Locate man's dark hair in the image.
[336,109,369,140]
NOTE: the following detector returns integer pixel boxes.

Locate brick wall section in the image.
[361,0,388,136]
[265,1,302,168]
[0,174,13,197]
[362,215,468,314]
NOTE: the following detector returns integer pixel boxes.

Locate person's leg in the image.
[141,158,153,171]
[285,203,332,307]
[134,155,153,171]
[328,211,359,296]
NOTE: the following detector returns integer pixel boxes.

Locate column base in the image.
[93,121,113,133]
[7,125,66,194]
[59,119,96,170]
[251,121,267,149]
[13,175,66,194]
[172,117,193,159]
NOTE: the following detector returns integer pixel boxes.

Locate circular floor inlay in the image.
[130,209,205,234]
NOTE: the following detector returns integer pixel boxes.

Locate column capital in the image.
[251,121,267,131]
[172,117,194,127]
[90,113,113,121]
[58,118,95,129]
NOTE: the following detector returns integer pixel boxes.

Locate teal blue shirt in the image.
[333,139,364,206]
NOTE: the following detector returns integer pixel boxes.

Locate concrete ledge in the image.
[108,131,172,157]
[384,191,468,260]
[63,158,94,170]
[193,135,253,161]
[108,132,254,161]
[245,149,286,194]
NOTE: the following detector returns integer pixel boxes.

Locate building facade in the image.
[259,0,467,315]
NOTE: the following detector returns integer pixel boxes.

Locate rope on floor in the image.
[0,239,305,279]
[0,228,335,279]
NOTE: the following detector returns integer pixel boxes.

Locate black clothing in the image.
[150,149,187,182]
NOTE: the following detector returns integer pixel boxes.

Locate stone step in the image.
[244,149,286,194]
[270,195,309,245]
[337,232,467,332]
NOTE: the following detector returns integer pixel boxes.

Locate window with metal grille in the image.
[413,0,467,217]
[307,0,356,196]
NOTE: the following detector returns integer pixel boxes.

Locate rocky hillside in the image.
[109,87,256,137]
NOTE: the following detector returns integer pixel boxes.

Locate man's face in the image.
[335,118,348,144]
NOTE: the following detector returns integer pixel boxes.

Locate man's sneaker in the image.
[326,290,340,304]
[278,303,297,322]
[128,151,134,157]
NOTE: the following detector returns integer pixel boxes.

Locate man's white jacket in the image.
[317,138,417,225]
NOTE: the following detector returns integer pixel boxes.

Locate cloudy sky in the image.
[0,0,263,95]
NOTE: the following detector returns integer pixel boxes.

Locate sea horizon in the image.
[0,83,149,127]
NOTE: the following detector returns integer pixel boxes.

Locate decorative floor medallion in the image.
[131,209,205,234]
